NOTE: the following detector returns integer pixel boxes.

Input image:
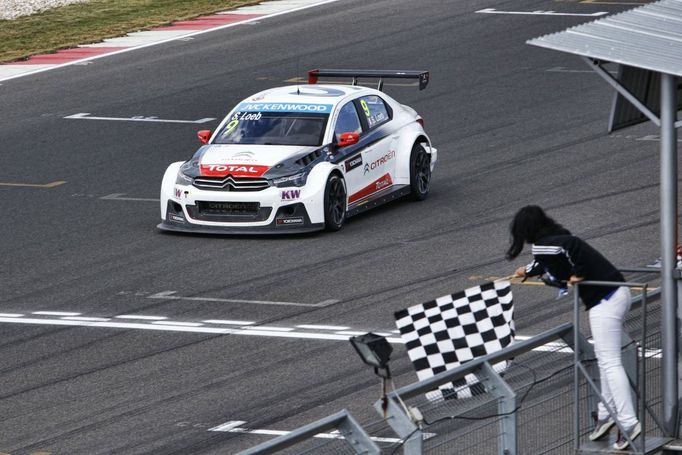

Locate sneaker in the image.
[613,422,641,450]
[589,416,615,441]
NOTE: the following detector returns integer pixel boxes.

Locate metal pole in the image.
[574,284,581,452]
[660,72,679,437]
[641,286,648,454]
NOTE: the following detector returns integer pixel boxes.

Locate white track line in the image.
[476,8,608,16]
[203,319,256,326]
[148,290,333,307]
[150,321,203,327]
[295,324,350,330]
[100,193,160,202]
[64,113,216,124]
[0,315,662,357]
[32,311,81,316]
[63,316,111,322]
[208,420,403,443]
[242,326,294,332]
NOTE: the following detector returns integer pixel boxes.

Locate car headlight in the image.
[176,160,199,185]
[272,171,308,187]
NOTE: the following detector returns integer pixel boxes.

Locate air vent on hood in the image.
[295,149,322,167]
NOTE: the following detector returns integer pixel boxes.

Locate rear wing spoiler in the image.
[307,69,430,91]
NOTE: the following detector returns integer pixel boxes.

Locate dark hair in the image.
[505,205,570,260]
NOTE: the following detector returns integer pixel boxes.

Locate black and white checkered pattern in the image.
[394,280,514,400]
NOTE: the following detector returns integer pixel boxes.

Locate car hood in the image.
[197,144,319,177]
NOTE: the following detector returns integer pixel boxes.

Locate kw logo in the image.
[281,189,301,200]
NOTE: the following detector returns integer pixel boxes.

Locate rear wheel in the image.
[324,173,347,231]
[409,143,431,201]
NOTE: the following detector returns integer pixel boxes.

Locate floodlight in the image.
[350,332,392,378]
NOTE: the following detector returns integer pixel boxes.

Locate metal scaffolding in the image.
[527,0,682,438]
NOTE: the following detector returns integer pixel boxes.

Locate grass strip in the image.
[0,0,262,63]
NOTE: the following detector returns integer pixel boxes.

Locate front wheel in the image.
[409,143,431,201]
[324,173,347,231]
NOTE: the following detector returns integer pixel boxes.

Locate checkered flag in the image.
[394,280,514,400]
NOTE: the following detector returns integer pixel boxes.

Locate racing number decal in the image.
[224,119,239,135]
[360,99,371,119]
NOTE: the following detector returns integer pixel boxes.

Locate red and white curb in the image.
[0,0,341,82]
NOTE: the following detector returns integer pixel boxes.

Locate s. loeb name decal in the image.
[200,164,270,177]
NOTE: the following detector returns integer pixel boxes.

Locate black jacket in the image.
[525,234,624,310]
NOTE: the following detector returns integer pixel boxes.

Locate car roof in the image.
[239,84,373,109]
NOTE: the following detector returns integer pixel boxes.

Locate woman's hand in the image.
[568,275,584,285]
[514,266,526,278]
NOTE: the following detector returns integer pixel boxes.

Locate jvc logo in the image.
[281,189,301,200]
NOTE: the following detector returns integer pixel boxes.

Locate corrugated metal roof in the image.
[527,0,682,76]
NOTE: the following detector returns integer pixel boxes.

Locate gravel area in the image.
[0,0,93,20]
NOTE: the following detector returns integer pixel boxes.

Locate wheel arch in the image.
[394,126,433,183]
[160,161,184,219]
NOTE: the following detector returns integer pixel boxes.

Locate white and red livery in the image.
[158,69,437,234]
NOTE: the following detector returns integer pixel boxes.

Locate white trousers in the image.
[588,286,638,428]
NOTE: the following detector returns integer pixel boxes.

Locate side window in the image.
[334,102,362,142]
[357,95,391,129]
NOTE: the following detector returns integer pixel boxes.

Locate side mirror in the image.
[337,132,360,148]
[197,130,212,144]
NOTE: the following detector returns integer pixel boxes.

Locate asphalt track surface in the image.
[0,0,669,453]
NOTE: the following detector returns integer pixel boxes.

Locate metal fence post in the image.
[573,283,582,452]
[475,361,517,455]
[375,394,422,455]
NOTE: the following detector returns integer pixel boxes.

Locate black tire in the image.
[324,173,347,231]
[409,143,431,201]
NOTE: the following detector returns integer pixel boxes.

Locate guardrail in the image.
[573,279,669,454]
[373,272,665,454]
[236,409,380,455]
[375,322,586,454]
[235,269,665,454]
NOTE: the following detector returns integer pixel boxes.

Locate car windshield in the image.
[213,111,329,146]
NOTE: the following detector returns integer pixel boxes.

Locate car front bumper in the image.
[158,183,325,234]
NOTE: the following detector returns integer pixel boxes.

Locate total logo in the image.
[375,179,390,190]
[200,164,269,177]
[281,189,301,200]
[364,150,396,174]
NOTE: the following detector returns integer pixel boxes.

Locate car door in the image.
[332,100,366,205]
[348,95,396,207]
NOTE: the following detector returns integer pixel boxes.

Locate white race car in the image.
[158,69,437,234]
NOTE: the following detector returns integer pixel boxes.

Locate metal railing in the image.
[236,409,380,455]
[235,270,666,454]
[375,322,587,454]
[573,278,669,454]
[372,273,666,454]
